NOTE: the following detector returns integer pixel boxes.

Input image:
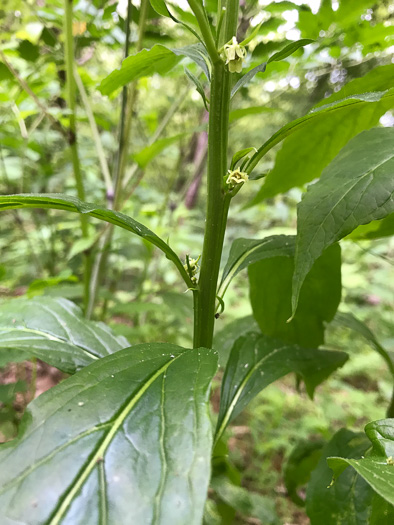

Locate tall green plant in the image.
[0,0,393,522]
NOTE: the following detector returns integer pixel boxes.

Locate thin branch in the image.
[74,66,113,194]
[0,50,68,139]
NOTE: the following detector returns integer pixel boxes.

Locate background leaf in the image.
[219,235,295,299]
[248,64,394,201]
[267,38,314,63]
[0,343,217,524]
[99,44,209,96]
[0,194,192,287]
[0,297,129,373]
[306,429,373,525]
[215,332,347,443]
[331,312,394,375]
[211,477,279,524]
[293,127,394,315]
[249,241,341,347]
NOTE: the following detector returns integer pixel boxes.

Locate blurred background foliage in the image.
[0,0,393,522]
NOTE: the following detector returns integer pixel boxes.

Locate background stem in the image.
[64,0,91,313]
[87,0,149,318]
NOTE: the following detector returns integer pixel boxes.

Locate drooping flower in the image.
[222,37,246,73]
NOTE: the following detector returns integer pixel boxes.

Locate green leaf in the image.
[213,316,259,368]
[215,332,347,443]
[184,67,209,110]
[284,439,325,506]
[0,194,192,287]
[306,429,373,525]
[331,311,394,376]
[211,477,279,524]
[249,240,341,348]
[348,213,394,240]
[267,38,314,63]
[0,297,129,373]
[67,233,100,260]
[326,420,394,512]
[150,0,168,17]
[292,127,394,315]
[149,1,206,50]
[0,343,217,524]
[231,62,267,98]
[370,493,394,525]
[230,147,256,170]
[219,235,295,300]
[99,44,210,96]
[247,63,394,201]
[133,133,187,168]
[229,105,278,123]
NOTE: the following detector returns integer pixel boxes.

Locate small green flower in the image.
[184,255,200,284]
[222,37,246,73]
[226,168,248,189]
[387,456,394,465]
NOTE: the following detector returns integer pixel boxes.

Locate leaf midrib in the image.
[215,346,282,445]
[49,355,181,525]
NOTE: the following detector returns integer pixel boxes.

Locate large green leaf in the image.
[99,44,209,95]
[0,343,217,524]
[0,194,192,287]
[306,429,373,524]
[247,64,394,202]
[249,241,341,348]
[215,332,347,443]
[0,297,129,374]
[292,127,394,314]
[327,419,394,508]
[218,235,295,300]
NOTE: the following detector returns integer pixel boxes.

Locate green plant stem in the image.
[64,0,91,313]
[74,67,113,194]
[87,0,148,318]
[188,0,221,64]
[193,0,239,349]
[387,386,394,418]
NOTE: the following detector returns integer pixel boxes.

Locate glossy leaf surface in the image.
[249,242,341,347]
[247,64,394,201]
[0,297,129,373]
[0,343,217,524]
[0,194,192,287]
[215,332,347,443]
[293,127,394,314]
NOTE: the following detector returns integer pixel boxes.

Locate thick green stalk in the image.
[193,0,239,348]
[188,0,220,63]
[64,0,91,312]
